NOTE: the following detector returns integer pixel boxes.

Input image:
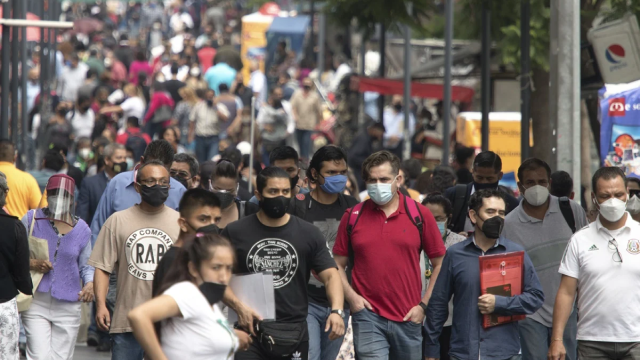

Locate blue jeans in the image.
[307,302,350,360]
[295,129,313,160]
[112,332,143,360]
[352,309,422,360]
[519,311,578,360]
[195,135,219,164]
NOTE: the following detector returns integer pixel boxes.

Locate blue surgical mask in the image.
[319,174,347,194]
[126,157,134,171]
[437,221,447,237]
[367,177,397,206]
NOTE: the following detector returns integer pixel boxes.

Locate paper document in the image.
[227,272,276,323]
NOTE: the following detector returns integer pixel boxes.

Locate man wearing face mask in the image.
[445,151,520,234]
[549,167,640,360]
[77,143,128,227]
[626,176,640,222]
[502,158,587,360]
[152,188,222,296]
[382,95,415,158]
[89,160,181,360]
[249,146,308,205]
[171,153,200,189]
[222,166,346,360]
[332,151,444,360]
[425,189,544,360]
[288,145,358,360]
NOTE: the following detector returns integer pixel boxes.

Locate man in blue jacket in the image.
[425,189,544,360]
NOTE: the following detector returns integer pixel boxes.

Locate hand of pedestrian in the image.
[478,294,496,315]
[547,340,566,360]
[325,313,345,340]
[348,294,372,314]
[236,303,262,336]
[188,134,195,144]
[30,260,53,274]
[402,305,426,324]
[78,282,94,302]
[234,329,252,351]
[96,304,111,332]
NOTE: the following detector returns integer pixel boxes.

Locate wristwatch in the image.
[331,309,345,318]
[418,301,428,315]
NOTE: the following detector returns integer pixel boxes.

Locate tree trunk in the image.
[530,67,552,162]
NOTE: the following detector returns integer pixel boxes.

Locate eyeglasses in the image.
[609,238,623,263]
[137,179,170,187]
[170,170,192,179]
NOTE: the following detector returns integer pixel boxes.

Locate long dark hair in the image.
[155,233,235,297]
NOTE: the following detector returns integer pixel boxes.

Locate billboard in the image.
[600,83,640,176]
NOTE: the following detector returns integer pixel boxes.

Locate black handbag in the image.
[254,320,307,357]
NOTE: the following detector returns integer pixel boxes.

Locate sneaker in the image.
[87,333,99,347]
[96,341,112,352]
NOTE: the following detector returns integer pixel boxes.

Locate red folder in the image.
[479,251,525,329]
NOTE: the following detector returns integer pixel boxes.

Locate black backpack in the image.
[558,197,577,233]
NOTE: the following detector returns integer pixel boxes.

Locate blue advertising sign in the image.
[600,85,640,176]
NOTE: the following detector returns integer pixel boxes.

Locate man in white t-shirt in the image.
[68,94,95,139]
[550,167,640,360]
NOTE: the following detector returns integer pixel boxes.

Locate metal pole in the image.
[317,13,325,75]
[248,97,256,194]
[40,0,48,107]
[51,0,58,78]
[1,0,12,139]
[378,25,386,121]
[481,0,491,152]
[520,0,531,161]
[358,36,366,126]
[48,0,55,81]
[11,0,20,145]
[441,0,453,165]
[20,0,27,156]
[402,4,412,161]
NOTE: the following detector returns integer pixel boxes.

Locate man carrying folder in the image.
[424,189,544,360]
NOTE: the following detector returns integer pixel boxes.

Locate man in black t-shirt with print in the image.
[223,166,345,360]
[288,145,358,360]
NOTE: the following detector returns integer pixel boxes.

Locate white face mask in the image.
[595,197,628,222]
[523,185,550,207]
[627,195,640,215]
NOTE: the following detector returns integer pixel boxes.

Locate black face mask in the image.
[172,175,189,189]
[474,181,499,191]
[394,103,402,111]
[303,85,311,91]
[215,191,235,209]
[206,99,214,107]
[476,215,504,239]
[57,108,68,117]
[259,195,289,219]
[197,223,221,235]
[199,282,227,305]
[289,175,299,191]
[112,161,128,174]
[138,184,169,207]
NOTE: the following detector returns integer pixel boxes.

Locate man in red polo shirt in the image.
[333,151,446,360]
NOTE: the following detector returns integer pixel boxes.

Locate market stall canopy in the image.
[353,76,475,103]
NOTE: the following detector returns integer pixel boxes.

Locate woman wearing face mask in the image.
[210,159,259,230]
[128,233,251,359]
[20,175,94,360]
[421,193,466,360]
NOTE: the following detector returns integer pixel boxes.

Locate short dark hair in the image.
[629,177,640,188]
[425,172,456,195]
[220,148,242,169]
[473,151,502,173]
[455,146,475,166]
[77,93,91,105]
[218,83,229,93]
[136,159,168,182]
[174,153,199,178]
[170,63,179,75]
[43,149,65,172]
[362,151,400,182]
[517,158,551,183]
[402,159,423,181]
[86,68,97,79]
[0,139,15,162]
[550,171,574,198]
[127,116,140,127]
[307,145,347,183]
[179,188,221,218]
[592,167,627,194]
[269,146,299,165]
[468,188,506,214]
[257,166,290,194]
[422,193,453,217]
[143,140,175,168]
[213,159,237,180]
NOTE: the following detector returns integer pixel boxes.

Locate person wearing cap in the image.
[20,174,95,360]
[0,170,33,360]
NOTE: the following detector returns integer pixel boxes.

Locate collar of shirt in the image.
[595,212,633,236]
[516,196,559,223]
[366,190,406,219]
[468,235,503,251]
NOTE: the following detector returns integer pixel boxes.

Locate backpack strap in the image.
[290,193,311,220]
[346,202,366,265]
[450,184,468,231]
[238,200,246,219]
[558,197,577,234]
[404,197,424,237]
